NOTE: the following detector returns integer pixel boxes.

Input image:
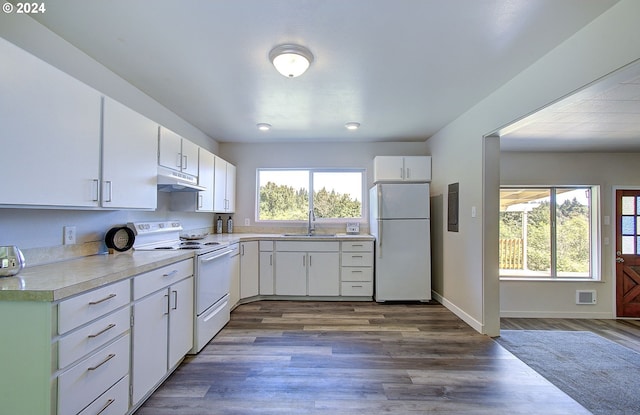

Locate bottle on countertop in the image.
[227,216,233,233]
[216,216,223,234]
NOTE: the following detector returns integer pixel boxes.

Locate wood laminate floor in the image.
[135,301,592,415]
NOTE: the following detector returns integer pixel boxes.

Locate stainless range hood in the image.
[157,166,206,192]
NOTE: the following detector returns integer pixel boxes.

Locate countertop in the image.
[0,233,374,302]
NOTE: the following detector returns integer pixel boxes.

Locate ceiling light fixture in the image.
[269,44,314,78]
[257,123,271,131]
[345,122,361,130]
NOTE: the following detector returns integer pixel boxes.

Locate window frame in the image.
[256,168,366,224]
[499,185,600,281]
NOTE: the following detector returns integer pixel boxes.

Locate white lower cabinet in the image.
[259,240,275,295]
[274,241,340,296]
[240,241,259,299]
[229,243,241,308]
[341,241,374,297]
[132,265,194,406]
[58,334,130,415]
[79,375,130,415]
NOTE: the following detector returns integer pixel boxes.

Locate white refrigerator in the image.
[369,183,431,302]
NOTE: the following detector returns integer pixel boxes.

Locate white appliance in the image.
[369,183,431,302]
[128,221,232,354]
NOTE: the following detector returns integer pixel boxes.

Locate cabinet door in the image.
[213,156,227,212]
[158,127,183,172]
[169,277,194,369]
[275,252,307,295]
[0,37,101,207]
[403,156,431,182]
[259,251,274,295]
[240,242,259,298]
[308,252,340,296]
[181,139,200,177]
[132,290,169,405]
[102,97,158,209]
[226,162,236,212]
[373,156,404,182]
[197,148,215,211]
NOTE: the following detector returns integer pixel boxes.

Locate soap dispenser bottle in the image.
[216,216,223,234]
[227,216,233,233]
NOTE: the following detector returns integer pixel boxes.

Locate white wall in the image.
[500,152,640,318]
[219,141,429,231]
[426,0,640,335]
[0,14,220,253]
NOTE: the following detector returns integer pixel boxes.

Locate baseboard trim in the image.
[500,310,614,319]
[432,291,485,334]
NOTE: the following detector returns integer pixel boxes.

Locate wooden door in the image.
[615,189,640,317]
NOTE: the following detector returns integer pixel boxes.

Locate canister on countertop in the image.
[216,216,223,234]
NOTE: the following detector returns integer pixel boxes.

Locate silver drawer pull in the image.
[87,353,115,371]
[351,270,363,273]
[352,244,364,247]
[88,293,116,305]
[351,255,363,258]
[351,285,363,288]
[88,323,116,339]
[96,398,115,415]
[162,270,179,278]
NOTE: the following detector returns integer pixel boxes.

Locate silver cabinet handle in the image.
[92,179,100,202]
[87,353,115,371]
[164,294,170,315]
[163,270,178,278]
[96,398,115,415]
[176,153,182,168]
[88,323,116,339]
[183,155,188,170]
[309,255,312,267]
[351,255,363,258]
[172,290,178,310]
[400,167,404,179]
[303,255,306,266]
[104,180,113,202]
[270,254,272,266]
[406,167,411,178]
[89,293,116,305]
[198,194,203,209]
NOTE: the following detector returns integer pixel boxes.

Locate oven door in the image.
[195,248,232,315]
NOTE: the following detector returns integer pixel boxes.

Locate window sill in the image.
[500,277,603,282]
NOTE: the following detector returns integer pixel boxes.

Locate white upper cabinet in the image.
[197,148,215,211]
[214,156,236,213]
[102,97,158,209]
[0,37,101,207]
[158,127,199,177]
[373,156,431,183]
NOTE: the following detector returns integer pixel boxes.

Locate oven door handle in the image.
[201,249,233,263]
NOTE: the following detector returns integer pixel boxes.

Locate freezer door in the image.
[372,183,430,219]
[375,219,431,302]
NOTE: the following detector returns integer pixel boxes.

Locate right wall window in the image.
[499,186,599,280]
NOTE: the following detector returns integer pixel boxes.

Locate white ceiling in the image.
[30,0,624,146]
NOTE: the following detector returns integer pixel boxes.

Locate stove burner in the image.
[181,241,201,246]
[204,242,220,245]
[179,246,201,250]
[154,247,174,250]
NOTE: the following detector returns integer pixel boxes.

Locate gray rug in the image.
[496,330,640,415]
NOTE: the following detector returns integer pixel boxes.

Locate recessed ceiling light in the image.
[257,123,271,131]
[345,122,360,130]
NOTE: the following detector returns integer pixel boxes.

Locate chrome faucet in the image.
[308,209,316,235]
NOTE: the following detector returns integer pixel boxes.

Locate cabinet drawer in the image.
[342,241,373,252]
[78,375,129,415]
[259,240,274,251]
[341,282,373,296]
[58,334,129,415]
[133,259,193,300]
[341,267,373,282]
[276,241,339,252]
[59,280,130,335]
[59,307,130,369]
[341,252,373,267]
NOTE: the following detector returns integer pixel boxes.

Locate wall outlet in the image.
[244,218,250,226]
[63,226,76,245]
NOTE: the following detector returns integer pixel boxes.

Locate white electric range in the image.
[128,221,233,353]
